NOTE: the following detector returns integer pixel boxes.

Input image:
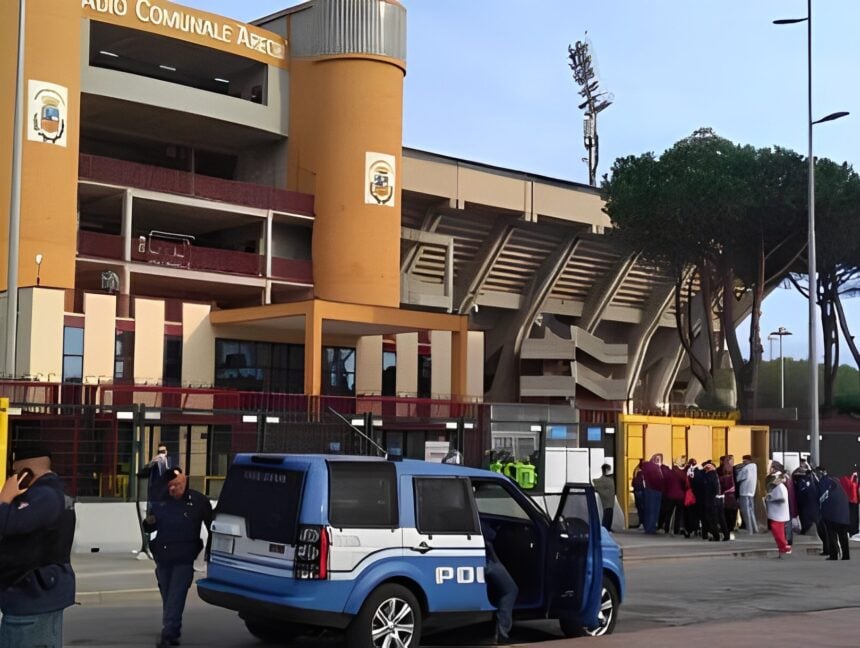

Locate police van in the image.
[197,454,625,646]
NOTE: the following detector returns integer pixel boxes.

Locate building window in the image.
[323,347,355,396]
[215,339,303,393]
[62,327,84,383]
[382,351,396,397]
[114,331,135,384]
[418,354,431,398]
[163,336,182,387]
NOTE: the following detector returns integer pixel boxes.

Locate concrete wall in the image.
[182,303,215,387]
[133,298,165,385]
[16,287,64,380]
[395,333,418,396]
[73,502,210,554]
[402,151,609,230]
[356,335,382,395]
[430,331,451,398]
[83,293,116,384]
[618,414,768,527]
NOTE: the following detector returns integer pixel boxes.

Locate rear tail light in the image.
[295,525,328,580]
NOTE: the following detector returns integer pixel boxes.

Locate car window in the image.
[414,477,479,534]
[557,490,589,524]
[216,465,306,544]
[328,462,398,528]
[556,489,592,539]
[473,481,531,521]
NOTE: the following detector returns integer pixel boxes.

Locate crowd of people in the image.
[630,453,859,559]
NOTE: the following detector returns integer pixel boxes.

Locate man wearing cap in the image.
[143,467,212,648]
[0,445,76,648]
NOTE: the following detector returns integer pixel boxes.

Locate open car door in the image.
[546,483,603,627]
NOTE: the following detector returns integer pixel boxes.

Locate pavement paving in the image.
[71,526,831,603]
[521,608,859,648]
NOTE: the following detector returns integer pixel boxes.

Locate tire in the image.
[347,583,422,648]
[558,575,619,638]
[242,615,306,644]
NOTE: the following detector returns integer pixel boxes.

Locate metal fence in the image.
[5,387,489,501]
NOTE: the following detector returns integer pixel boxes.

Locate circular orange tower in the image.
[286,0,406,307]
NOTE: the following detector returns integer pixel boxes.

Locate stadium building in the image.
[1,1,769,533]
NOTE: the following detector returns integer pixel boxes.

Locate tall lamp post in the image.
[6,0,26,378]
[774,1,849,466]
[770,327,792,408]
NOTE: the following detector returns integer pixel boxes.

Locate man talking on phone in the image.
[0,444,76,648]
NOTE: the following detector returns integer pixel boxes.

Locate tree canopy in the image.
[602,129,807,416]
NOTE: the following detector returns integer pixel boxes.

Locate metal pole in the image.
[780,334,785,409]
[5,0,25,378]
[807,0,820,466]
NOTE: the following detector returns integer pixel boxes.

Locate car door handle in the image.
[410,541,433,554]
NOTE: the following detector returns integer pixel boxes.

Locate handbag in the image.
[684,488,696,507]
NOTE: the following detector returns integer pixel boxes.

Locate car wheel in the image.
[347,583,422,648]
[558,576,619,638]
[242,615,306,644]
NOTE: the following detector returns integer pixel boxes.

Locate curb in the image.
[623,544,824,562]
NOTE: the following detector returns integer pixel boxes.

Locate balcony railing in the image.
[79,154,314,216]
[78,231,312,283]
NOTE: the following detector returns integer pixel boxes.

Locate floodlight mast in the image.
[568,36,613,186]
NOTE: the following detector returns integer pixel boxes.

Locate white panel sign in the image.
[365,152,396,206]
[28,81,68,147]
[589,448,605,479]
[424,441,450,463]
[565,448,590,484]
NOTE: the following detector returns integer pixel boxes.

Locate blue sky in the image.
[184,0,860,362]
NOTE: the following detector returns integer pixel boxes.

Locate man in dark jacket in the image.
[818,468,850,560]
[640,454,665,534]
[143,468,212,647]
[793,464,827,554]
[702,461,730,541]
[0,445,76,648]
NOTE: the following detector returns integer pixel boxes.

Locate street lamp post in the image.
[6,0,26,378]
[770,327,792,409]
[774,0,849,466]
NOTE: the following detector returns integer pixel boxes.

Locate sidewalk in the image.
[72,528,831,603]
[614,526,823,562]
[74,551,202,603]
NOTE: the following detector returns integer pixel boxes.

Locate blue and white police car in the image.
[197,454,625,646]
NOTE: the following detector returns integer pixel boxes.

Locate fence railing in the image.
[79,154,314,216]
[77,231,313,284]
[5,395,488,500]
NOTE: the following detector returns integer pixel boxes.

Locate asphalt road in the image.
[62,546,860,647]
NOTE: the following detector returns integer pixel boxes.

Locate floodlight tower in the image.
[568,36,613,186]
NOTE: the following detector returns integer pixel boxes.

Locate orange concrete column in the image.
[304,303,323,396]
[451,322,470,400]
